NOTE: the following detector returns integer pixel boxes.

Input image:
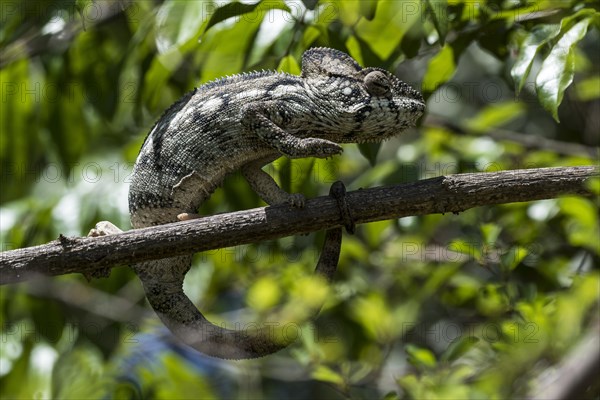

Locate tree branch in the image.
[1,166,597,285]
[528,319,600,400]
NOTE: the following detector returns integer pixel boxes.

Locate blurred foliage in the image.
[1,0,599,399]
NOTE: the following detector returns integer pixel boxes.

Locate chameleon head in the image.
[301,48,425,143]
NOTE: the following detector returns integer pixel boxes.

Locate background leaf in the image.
[535,17,595,121]
[511,24,561,94]
[422,44,455,95]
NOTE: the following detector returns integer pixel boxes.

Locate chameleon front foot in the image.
[86,221,123,280]
[88,221,123,237]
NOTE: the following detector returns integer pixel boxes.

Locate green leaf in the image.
[501,246,528,271]
[557,197,600,251]
[155,1,206,52]
[441,336,480,362]
[400,16,425,58]
[511,24,561,95]
[556,8,598,33]
[422,44,456,94]
[277,55,301,75]
[575,75,600,101]
[449,239,481,261]
[465,102,526,134]
[536,16,596,122]
[201,1,290,35]
[247,276,281,311]
[199,10,267,82]
[353,1,419,61]
[358,142,382,166]
[425,0,448,44]
[477,284,510,317]
[358,0,378,21]
[312,365,345,385]
[480,223,502,246]
[52,347,107,399]
[405,344,437,369]
[75,0,93,30]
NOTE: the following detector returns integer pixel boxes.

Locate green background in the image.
[1,0,598,399]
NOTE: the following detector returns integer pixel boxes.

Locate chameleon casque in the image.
[94,48,424,359]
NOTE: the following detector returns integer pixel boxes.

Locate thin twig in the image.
[424,115,599,158]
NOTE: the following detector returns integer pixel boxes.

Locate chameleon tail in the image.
[135,227,342,360]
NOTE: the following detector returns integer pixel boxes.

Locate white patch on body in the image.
[201,97,224,114]
[269,85,297,98]
[235,89,265,100]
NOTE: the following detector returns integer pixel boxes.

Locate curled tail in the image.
[134,227,342,359]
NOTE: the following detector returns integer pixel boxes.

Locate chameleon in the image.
[92,47,425,359]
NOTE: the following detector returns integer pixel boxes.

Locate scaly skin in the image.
[128,48,425,359]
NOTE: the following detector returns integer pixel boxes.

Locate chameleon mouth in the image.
[344,99,425,144]
[399,97,426,115]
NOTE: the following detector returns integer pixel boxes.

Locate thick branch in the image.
[1,166,597,285]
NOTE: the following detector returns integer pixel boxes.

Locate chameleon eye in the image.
[364,71,391,96]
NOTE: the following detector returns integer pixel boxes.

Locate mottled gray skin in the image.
[129,47,425,359]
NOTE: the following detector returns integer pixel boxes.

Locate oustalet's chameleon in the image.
[91,47,425,359]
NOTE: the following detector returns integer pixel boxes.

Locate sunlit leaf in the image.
[312,365,345,385]
[449,239,481,261]
[201,1,290,36]
[557,197,600,251]
[575,75,600,101]
[422,44,456,94]
[0,60,35,202]
[405,344,437,369]
[155,1,206,52]
[477,284,510,317]
[536,16,596,121]
[199,12,267,82]
[353,1,419,60]
[247,276,281,311]
[290,275,330,311]
[465,102,525,134]
[480,223,502,245]
[511,24,561,94]
[585,176,600,195]
[277,55,301,75]
[420,263,462,299]
[52,347,107,399]
[351,292,400,341]
[153,355,217,399]
[501,246,528,271]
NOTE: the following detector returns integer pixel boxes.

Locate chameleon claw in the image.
[88,221,123,237]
